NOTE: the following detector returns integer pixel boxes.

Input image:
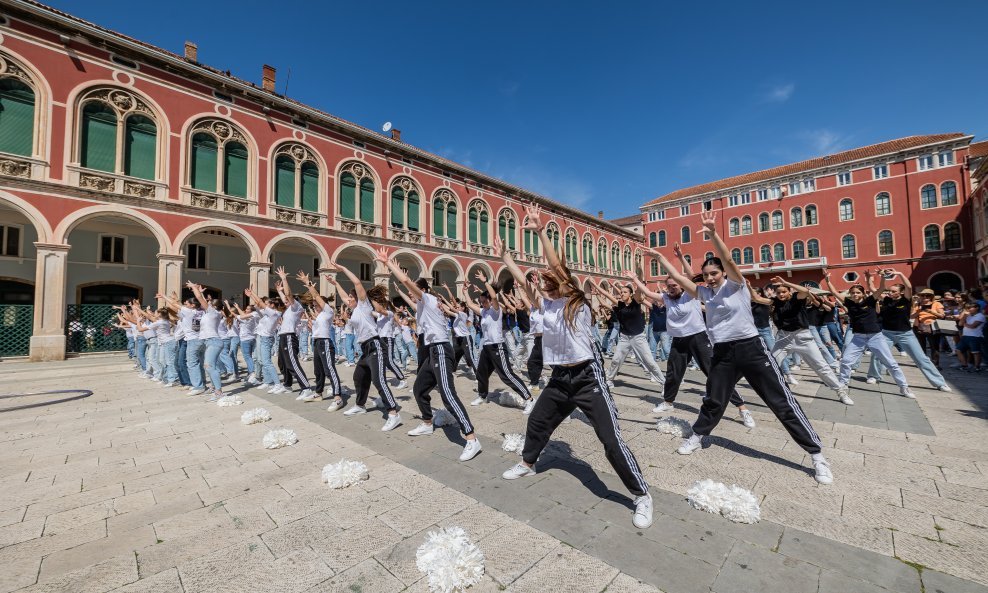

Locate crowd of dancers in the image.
[114,206,985,530]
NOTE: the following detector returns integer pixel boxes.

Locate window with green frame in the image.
[190,132,218,193]
[0,78,35,157]
[407,191,420,231]
[124,115,156,180]
[479,210,489,245]
[337,162,374,222]
[274,155,295,207]
[79,90,159,181]
[391,186,405,228]
[546,225,560,256]
[300,162,319,212]
[359,178,374,222]
[498,214,517,250]
[224,142,248,198]
[445,202,457,239]
[598,242,607,269]
[340,172,357,219]
[80,102,117,173]
[273,145,320,212]
[468,204,489,244]
[523,228,540,255]
[433,198,445,237]
[189,121,249,198]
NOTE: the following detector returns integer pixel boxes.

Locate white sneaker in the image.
[396,380,407,389]
[785,374,799,386]
[343,405,367,416]
[740,409,756,428]
[837,386,854,405]
[866,377,878,385]
[606,380,615,388]
[345,362,355,367]
[459,438,482,461]
[653,401,674,414]
[900,387,916,399]
[381,413,402,432]
[522,398,537,415]
[470,396,486,406]
[137,373,149,379]
[633,493,653,529]
[813,458,834,484]
[300,390,321,402]
[151,377,162,383]
[326,399,343,412]
[295,391,307,400]
[206,391,221,403]
[257,383,272,391]
[502,463,537,480]
[938,385,952,392]
[407,423,434,436]
[530,385,541,396]
[188,387,205,396]
[790,365,802,372]
[162,382,174,388]
[270,384,287,394]
[246,373,257,384]
[897,349,907,357]
[677,434,702,455]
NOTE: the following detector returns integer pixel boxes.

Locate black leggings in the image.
[476,343,531,401]
[353,338,398,410]
[313,338,341,396]
[452,335,476,372]
[664,331,744,407]
[527,335,543,386]
[412,342,474,435]
[278,333,310,389]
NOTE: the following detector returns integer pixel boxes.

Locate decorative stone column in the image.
[30,243,70,362]
[157,254,185,306]
[318,268,335,298]
[248,262,272,296]
[454,280,466,301]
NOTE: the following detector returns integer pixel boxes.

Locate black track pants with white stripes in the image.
[412,342,474,435]
[522,359,649,497]
[452,336,476,372]
[663,331,744,407]
[313,338,341,396]
[353,338,398,410]
[278,333,310,389]
[476,343,531,401]
[694,335,822,454]
[526,335,544,386]
[382,337,405,380]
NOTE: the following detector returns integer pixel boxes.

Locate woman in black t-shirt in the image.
[824,270,914,398]
[594,278,666,387]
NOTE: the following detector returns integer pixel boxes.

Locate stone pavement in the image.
[1,348,987,593]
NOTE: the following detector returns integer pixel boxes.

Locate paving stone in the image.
[477,520,560,586]
[39,525,156,580]
[16,553,138,593]
[923,569,988,593]
[713,541,820,593]
[603,572,667,593]
[305,558,402,593]
[106,567,184,593]
[641,513,737,567]
[529,504,609,550]
[507,544,619,593]
[0,516,44,549]
[818,568,902,593]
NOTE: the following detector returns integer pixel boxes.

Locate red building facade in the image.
[0,2,640,361]
[639,135,978,292]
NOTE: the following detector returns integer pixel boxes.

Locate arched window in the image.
[760,244,771,262]
[841,234,856,258]
[468,202,490,245]
[742,247,753,264]
[771,211,783,230]
[729,218,740,236]
[839,199,853,221]
[875,192,891,216]
[597,240,607,269]
[792,240,805,260]
[339,161,375,222]
[741,216,752,235]
[79,88,158,180]
[498,210,517,250]
[523,219,541,256]
[807,239,820,258]
[921,184,937,209]
[546,223,560,255]
[0,77,36,157]
[650,259,659,276]
[188,120,249,199]
[941,181,958,206]
[878,230,894,255]
[611,244,621,272]
[704,251,714,261]
[790,207,803,228]
[623,246,632,271]
[432,189,458,239]
[773,243,785,262]
[564,230,579,263]
[648,232,657,248]
[389,178,420,232]
[583,235,595,266]
[943,222,961,249]
[658,230,667,247]
[681,226,691,244]
[805,204,818,225]
[758,212,770,232]
[923,225,941,251]
[730,248,741,264]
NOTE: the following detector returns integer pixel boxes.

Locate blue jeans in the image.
[185,338,205,389]
[395,336,409,368]
[812,326,839,360]
[127,336,135,359]
[343,334,357,364]
[825,322,845,352]
[841,332,907,388]
[601,326,618,354]
[258,335,278,385]
[147,339,161,379]
[868,330,946,388]
[299,329,311,357]
[219,337,236,375]
[757,326,791,374]
[649,330,671,361]
[176,340,191,385]
[136,336,148,371]
[161,340,179,384]
[239,338,256,375]
[810,326,838,364]
[203,337,223,391]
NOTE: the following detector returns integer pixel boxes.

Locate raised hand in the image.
[474,270,488,283]
[493,235,505,256]
[374,247,390,264]
[522,204,542,230]
[296,271,312,286]
[274,280,284,292]
[698,211,716,235]
[323,262,341,273]
[672,242,683,258]
[769,276,786,285]
[275,266,287,278]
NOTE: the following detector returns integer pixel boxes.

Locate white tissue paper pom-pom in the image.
[654,416,693,437]
[432,409,456,427]
[686,479,734,514]
[262,428,298,449]
[321,459,369,489]
[501,433,525,455]
[416,527,485,593]
[216,395,244,407]
[721,485,761,524]
[495,391,526,409]
[240,408,272,425]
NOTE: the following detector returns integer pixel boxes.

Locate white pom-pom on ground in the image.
[240,408,271,425]
[216,395,244,407]
[686,479,734,514]
[654,416,693,437]
[501,433,525,455]
[262,428,298,449]
[321,459,369,489]
[721,485,761,524]
[494,391,526,409]
[416,527,485,593]
[686,479,760,524]
[432,409,456,427]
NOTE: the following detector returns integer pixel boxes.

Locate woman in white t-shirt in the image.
[669,212,833,485]
[296,272,343,408]
[231,302,259,384]
[151,309,178,387]
[187,282,226,401]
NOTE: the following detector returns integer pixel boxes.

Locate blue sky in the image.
[48,0,988,218]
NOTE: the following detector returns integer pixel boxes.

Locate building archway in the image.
[179,227,253,304]
[389,250,427,299]
[928,271,963,294]
[333,243,377,297]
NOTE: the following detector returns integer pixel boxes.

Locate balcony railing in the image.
[467,242,494,256]
[185,189,256,216]
[389,227,425,244]
[434,237,462,251]
[273,205,326,227]
[69,165,168,200]
[339,218,379,237]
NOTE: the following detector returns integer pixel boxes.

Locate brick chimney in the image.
[184,41,197,62]
[390,129,402,142]
[262,65,276,92]
[598,210,604,219]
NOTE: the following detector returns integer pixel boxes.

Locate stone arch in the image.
[261,231,330,265]
[268,139,329,214]
[0,47,53,162]
[0,190,53,242]
[172,220,262,260]
[928,271,963,293]
[54,204,170,253]
[330,240,378,264]
[429,255,465,281]
[389,248,427,276]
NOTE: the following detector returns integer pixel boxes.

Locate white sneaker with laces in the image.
[470,396,486,406]
[295,391,307,400]
[785,374,799,386]
[900,387,916,399]
[326,399,343,412]
[653,401,674,414]
[343,405,367,416]
[522,398,537,415]
[677,434,702,455]
[837,386,854,405]
[866,377,878,385]
[381,413,402,432]
[396,380,407,389]
[162,382,174,388]
[246,373,257,384]
[502,463,537,480]
[790,365,801,371]
[257,383,271,391]
[938,385,952,392]
[188,387,205,396]
[300,390,321,402]
[459,438,482,461]
[813,457,834,484]
[740,409,756,428]
[273,384,289,394]
[633,493,653,529]
[407,423,434,436]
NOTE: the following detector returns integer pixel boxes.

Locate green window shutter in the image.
[340,173,356,219]
[433,201,444,237]
[124,115,156,180]
[468,209,478,243]
[300,162,319,212]
[275,156,295,207]
[391,187,405,227]
[223,141,248,197]
[359,178,375,223]
[407,191,420,231]
[190,132,218,192]
[0,79,35,156]
[523,229,530,254]
[508,219,516,250]
[446,203,457,239]
[81,102,117,173]
[498,217,507,244]
[480,212,489,245]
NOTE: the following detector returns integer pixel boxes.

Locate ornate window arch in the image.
[339,160,376,224]
[546,222,561,256]
[468,200,490,245]
[524,217,541,256]
[188,119,251,199]
[389,176,421,232]
[433,188,459,240]
[497,208,518,251]
[76,86,160,181]
[623,245,632,272]
[610,241,621,272]
[582,233,596,266]
[597,238,607,270]
[564,228,579,263]
[0,51,42,163]
[273,142,320,213]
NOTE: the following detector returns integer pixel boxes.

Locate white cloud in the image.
[797,129,850,155]
[763,83,795,103]
[500,165,594,210]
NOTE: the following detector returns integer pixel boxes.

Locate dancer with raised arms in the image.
[271,267,315,400]
[295,272,345,409]
[592,278,666,388]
